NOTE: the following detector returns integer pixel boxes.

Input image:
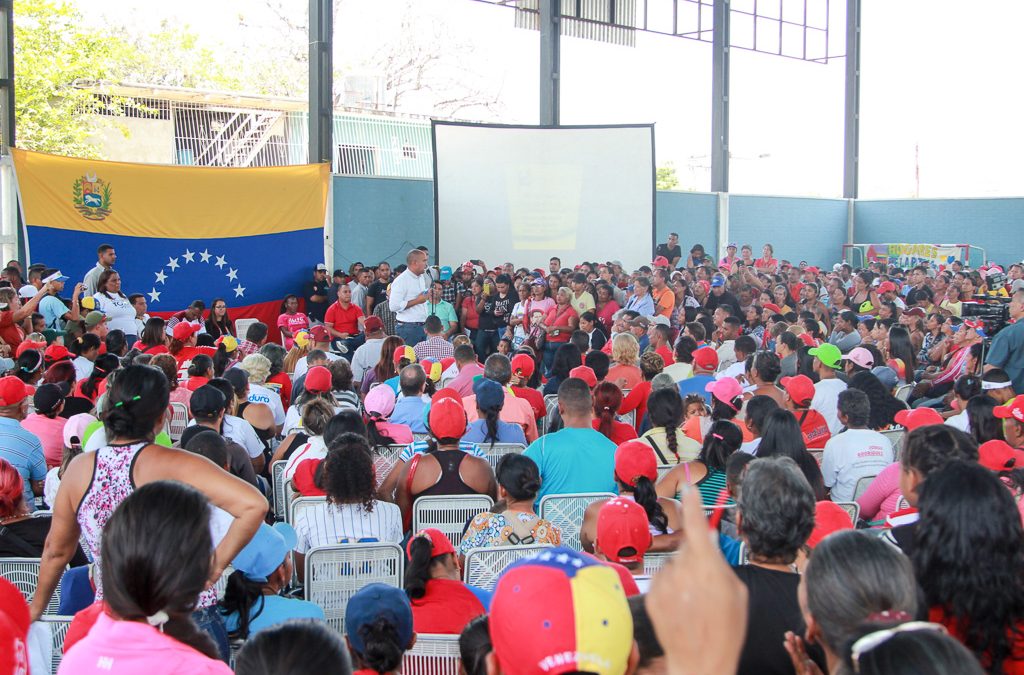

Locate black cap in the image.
[33,382,66,414]
[189,385,227,417]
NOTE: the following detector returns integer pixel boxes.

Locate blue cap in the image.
[439,265,453,281]
[710,276,726,288]
[871,366,898,390]
[231,522,297,582]
[346,583,414,656]
[473,377,505,411]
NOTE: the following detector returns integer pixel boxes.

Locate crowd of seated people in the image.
[1,241,1023,674]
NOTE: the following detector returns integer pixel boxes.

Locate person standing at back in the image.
[389,249,431,347]
[302,264,330,324]
[82,243,116,296]
[524,377,617,507]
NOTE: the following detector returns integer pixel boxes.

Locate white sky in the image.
[79,0,1024,199]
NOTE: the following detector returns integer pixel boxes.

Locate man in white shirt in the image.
[809,343,848,435]
[82,243,116,296]
[351,316,386,384]
[715,316,743,372]
[821,389,893,502]
[716,335,756,382]
[291,326,342,382]
[388,249,431,347]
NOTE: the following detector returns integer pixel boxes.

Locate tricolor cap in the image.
[215,335,238,353]
[979,440,1024,473]
[780,374,815,407]
[490,546,633,675]
[420,359,443,383]
[511,353,535,379]
[894,407,944,431]
[231,522,297,582]
[963,319,988,338]
[292,330,311,349]
[80,296,96,311]
[393,345,417,365]
[614,440,658,487]
[808,343,842,369]
[596,498,652,565]
[346,583,414,658]
[994,396,1024,424]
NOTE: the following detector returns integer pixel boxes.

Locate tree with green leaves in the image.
[657,163,679,191]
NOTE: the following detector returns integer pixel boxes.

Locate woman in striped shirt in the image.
[656,420,741,506]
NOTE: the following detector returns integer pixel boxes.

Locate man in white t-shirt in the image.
[291,326,342,383]
[248,381,285,428]
[808,343,848,435]
[821,388,893,502]
[350,316,386,384]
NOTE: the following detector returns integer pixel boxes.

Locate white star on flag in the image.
[226,268,238,281]
[166,257,180,271]
[182,249,195,263]
[215,255,227,269]
[155,270,167,284]
[199,249,212,263]
[148,288,162,303]
[233,284,246,298]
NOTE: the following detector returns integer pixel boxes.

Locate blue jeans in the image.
[543,341,562,377]
[193,605,229,663]
[331,332,365,354]
[396,321,425,347]
[475,329,500,359]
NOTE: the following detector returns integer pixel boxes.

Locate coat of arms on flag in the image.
[72,172,113,220]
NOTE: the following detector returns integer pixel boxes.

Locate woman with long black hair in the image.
[887,325,918,383]
[73,353,120,403]
[640,387,701,464]
[462,378,526,446]
[205,298,233,340]
[404,527,486,635]
[912,460,1024,672]
[657,419,742,506]
[847,371,908,430]
[756,409,826,500]
[581,440,681,553]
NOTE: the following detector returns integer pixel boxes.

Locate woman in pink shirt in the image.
[855,462,903,524]
[58,481,232,674]
[21,383,68,468]
[363,384,414,445]
[276,295,310,350]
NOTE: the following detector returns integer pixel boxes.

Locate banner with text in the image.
[865,243,965,270]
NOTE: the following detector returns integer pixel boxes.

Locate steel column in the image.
[710,0,730,193]
[309,0,333,165]
[539,0,561,125]
[842,0,860,199]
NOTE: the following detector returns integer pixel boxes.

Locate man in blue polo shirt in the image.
[524,377,617,508]
[0,377,46,511]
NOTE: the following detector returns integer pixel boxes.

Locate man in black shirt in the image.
[364,261,392,315]
[302,264,330,323]
[704,275,742,317]
[475,273,514,358]
[655,232,683,268]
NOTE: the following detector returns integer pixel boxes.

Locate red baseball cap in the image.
[43,343,71,363]
[780,374,816,407]
[432,387,462,405]
[171,321,200,341]
[614,440,658,487]
[805,266,820,275]
[894,407,944,431]
[427,395,466,439]
[569,365,597,388]
[15,340,45,358]
[304,365,332,394]
[0,577,29,675]
[652,256,670,268]
[877,281,897,294]
[309,325,331,343]
[806,501,854,549]
[994,396,1024,424]
[0,377,30,407]
[596,498,652,565]
[798,333,816,348]
[406,527,456,559]
[363,315,383,333]
[763,302,783,315]
[979,440,1024,473]
[692,346,719,371]
[511,353,535,379]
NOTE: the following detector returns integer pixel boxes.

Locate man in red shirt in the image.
[0,285,50,356]
[324,284,365,354]
[780,374,832,449]
[995,396,1024,449]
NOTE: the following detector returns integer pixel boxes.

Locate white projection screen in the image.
[433,122,655,270]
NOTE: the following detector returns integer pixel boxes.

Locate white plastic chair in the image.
[480,442,527,470]
[880,428,906,461]
[271,460,288,521]
[736,541,748,565]
[412,495,494,549]
[282,480,300,523]
[0,558,62,615]
[290,496,328,528]
[703,504,736,519]
[304,543,404,634]
[235,318,259,341]
[895,495,910,511]
[167,402,189,443]
[402,634,463,675]
[463,544,553,591]
[834,501,861,523]
[894,384,913,402]
[853,474,877,501]
[38,615,73,674]
[541,394,559,435]
[412,433,431,443]
[618,409,636,428]
[538,493,615,552]
[643,552,675,575]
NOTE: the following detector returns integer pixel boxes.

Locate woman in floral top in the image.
[458,454,561,556]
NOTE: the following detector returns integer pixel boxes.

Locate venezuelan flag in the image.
[12,149,329,341]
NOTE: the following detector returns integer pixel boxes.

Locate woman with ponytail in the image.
[73,353,120,403]
[404,528,486,635]
[212,335,239,377]
[345,584,417,675]
[639,387,701,464]
[56,481,233,673]
[14,349,43,386]
[29,365,267,659]
[362,384,413,445]
[70,332,101,381]
[591,381,638,444]
[462,378,526,446]
[581,440,682,553]
[657,420,742,506]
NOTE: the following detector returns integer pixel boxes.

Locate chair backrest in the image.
[895,495,910,511]
[643,552,675,575]
[703,504,736,519]
[737,541,748,565]
[235,317,259,340]
[403,633,463,675]
[480,442,527,470]
[834,501,861,523]
[304,543,404,634]
[412,433,431,444]
[538,493,616,552]
[463,544,553,591]
[0,558,62,615]
[656,464,674,480]
[167,402,190,443]
[283,480,300,523]
[880,428,906,461]
[894,384,913,402]
[38,615,73,674]
[271,460,288,521]
[853,474,877,500]
[617,409,636,428]
[374,444,408,488]
[541,394,559,435]
[291,496,328,528]
[412,495,494,549]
